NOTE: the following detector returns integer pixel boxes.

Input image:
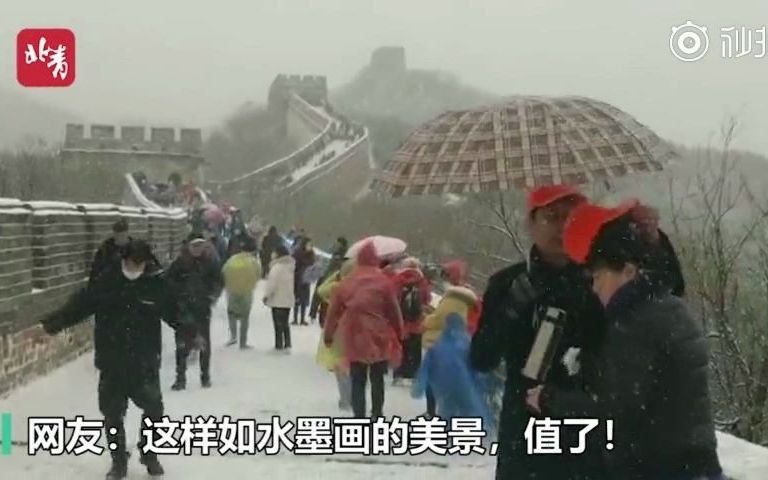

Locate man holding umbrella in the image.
[470,185,684,480]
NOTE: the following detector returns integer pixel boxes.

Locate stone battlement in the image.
[370,46,407,74]
[63,124,203,155]
[269,74,328,108]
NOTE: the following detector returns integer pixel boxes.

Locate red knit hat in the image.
[527,185,587,214]
[562,199,639,264]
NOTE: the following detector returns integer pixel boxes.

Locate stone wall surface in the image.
[0,199,187,397]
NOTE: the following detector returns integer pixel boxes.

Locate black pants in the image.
[293,283,310,323]
[350,361,387,418]
[271,308,291,349]
[393,334,422,379]
[98,368,163,461]
[260,256,270,279]
[292,303,307,324]
[175,309,211,380]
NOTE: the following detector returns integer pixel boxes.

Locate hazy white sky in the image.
[2,0,767,153]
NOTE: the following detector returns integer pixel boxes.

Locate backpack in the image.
[400,283,423,321]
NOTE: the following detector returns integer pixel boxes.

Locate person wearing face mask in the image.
[166,232,223,390]
[469,185,686,480]
[526,201,723,480]
[89,219,148,286]
[41,240,201,479]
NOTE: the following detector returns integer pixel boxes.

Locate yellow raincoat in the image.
[315,259,355,371]
[422,285,479,349]
[222,252,261,296]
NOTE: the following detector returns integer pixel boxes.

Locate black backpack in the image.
[400,283,423,321]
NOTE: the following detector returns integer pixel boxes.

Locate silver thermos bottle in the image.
[521,307,567,382]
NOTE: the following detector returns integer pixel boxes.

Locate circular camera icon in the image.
[670,21,709,62]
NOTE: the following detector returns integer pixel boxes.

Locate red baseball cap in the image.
[527,185,587,214]
[562,199,639,264]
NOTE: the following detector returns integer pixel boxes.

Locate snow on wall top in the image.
[0,196,186,220]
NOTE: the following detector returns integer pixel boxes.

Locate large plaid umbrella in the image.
[370,96,676,197]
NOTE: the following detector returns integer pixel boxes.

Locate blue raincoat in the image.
[412,313,496,433]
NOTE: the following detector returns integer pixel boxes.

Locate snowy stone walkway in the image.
[0,282,495,479]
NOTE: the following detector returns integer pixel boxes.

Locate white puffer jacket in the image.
[264,256,296,308]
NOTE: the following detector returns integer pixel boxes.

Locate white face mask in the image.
[122,261,145,281]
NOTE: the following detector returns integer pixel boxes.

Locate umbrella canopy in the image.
[346,235,407,260]
[202,205,226,225]
[371,96,676,197]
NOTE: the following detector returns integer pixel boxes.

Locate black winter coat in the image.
[471,249,607,480]
[165,250,223,312]
[42,263,194,373]
[260,233,283,264]
[543,275,722,479]
[470,230,685,480]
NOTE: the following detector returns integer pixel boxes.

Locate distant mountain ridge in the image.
[0,89,81,149]
[330,46,497,127]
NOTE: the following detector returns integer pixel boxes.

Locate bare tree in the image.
[668,117,768,444]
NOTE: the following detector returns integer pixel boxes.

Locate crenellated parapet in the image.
[63,124,203,156]
[268,74,328,110]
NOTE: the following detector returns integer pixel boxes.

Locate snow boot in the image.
[171,376,186,391]
[105,452,129,479]
[140,454,165,476]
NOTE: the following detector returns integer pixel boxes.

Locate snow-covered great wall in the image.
[0,85,766,478]
[0,195,189,397]
[208,91,372,206]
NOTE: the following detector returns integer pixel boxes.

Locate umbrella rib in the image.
[464,111,485,194]
[543,99,563,184]
[587,100,643,175]
[518,100,536,188]
[453,109,476,196]
[551,107,594,185]
[575,99,616,181]
[438,111,471,195]
[491,107,505,191]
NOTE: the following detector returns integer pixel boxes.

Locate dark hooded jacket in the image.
[165,245,223,312]
[89,237,162,286]
[42,261,194,372]
[541,274,721,479]
[470,230,685,480]
[260,230,283,265]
